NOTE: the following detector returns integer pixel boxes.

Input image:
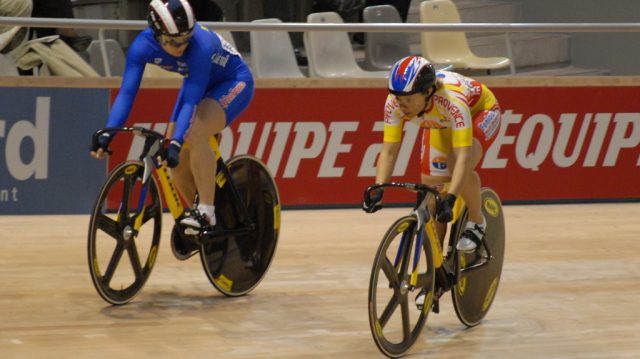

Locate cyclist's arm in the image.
[376,95,404,183]
[376,141,401,184]
[171,49,212,143]
[105,39,147,129]
[449,145,472,196]
[441,90,474,197]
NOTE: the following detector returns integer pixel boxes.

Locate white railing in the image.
[2,16,640,76]
[2,17,640,32]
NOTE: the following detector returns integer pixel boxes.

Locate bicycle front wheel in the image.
[200,155,280,297]
[368,215,436,358]
[87,161,162,305]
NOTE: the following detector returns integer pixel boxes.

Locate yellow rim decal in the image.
[124,165,138,175]
[93,256,101,277]
[216,172,227,188]
[215,274,233,292]
[375,320,383,338]
[397,222,409,233]
[483,198,500,218]
[458,277,467,296]
[482,277,499,311]
[273,204,281,230]
[147,245,158,268]
[457,253,467,295]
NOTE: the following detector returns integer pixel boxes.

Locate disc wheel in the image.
[200,155,280,296]
[87,161,162,305]
[368,216,436,358]
[449,188,505,326]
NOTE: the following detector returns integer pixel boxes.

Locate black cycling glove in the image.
[164,140,182,168]
[363,188,384,213]
[92,132,113,154]
[436,193,457,223]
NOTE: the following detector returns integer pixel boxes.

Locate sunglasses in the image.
[159,34,192,48]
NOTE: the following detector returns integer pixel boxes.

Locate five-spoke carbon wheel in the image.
[368,216,436,358]
[87,161,162,305]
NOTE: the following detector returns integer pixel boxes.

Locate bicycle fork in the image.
[121,155,160,235]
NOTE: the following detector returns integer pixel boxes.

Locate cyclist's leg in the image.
[419,128,451,244]
[456,139,483,224]
[172,146,196,203]
[456,103,502,250]
[178,98,225,230]
[186,98,226,207]
[183,76,255,229]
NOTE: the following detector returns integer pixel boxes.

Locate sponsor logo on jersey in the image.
[384,97,398,124]
[433,94,464,127]
[478,108,500,140]
[219,82,246,108]
[212,53,229,67]
[432,156,448,170]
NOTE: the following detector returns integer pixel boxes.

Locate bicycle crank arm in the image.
[199,226,254,242]
[460,255,493,273]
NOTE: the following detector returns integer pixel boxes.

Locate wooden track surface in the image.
[1,203,639,358]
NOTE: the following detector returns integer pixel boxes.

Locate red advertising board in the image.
[108,86,640,207]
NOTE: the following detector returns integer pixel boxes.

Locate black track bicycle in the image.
[88,127,280,305]
[364,182,505,358]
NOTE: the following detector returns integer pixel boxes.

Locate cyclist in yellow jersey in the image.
[363,55,502,253]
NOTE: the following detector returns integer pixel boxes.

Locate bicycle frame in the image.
[364,182,489,291]
[366,182,505,356]
[93,127,255,240]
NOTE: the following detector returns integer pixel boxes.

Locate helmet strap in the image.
[417,85,437,117]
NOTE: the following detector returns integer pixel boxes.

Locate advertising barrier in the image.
[0,88,107,214]
[108,86,640,207]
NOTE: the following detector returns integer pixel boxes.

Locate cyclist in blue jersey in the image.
[90,0,254,234]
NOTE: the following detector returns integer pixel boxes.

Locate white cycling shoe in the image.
[180,209,215,236]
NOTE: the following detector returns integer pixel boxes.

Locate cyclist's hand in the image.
[363,188,384,213]
[160,140,182,168]
[90,132,113,159]
[436,193,457,223]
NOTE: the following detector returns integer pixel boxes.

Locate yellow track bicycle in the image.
[364,182,505,358]
[87,127,280,305]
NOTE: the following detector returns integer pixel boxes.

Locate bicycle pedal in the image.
[171,231,200,261]
[184,227,201,236]
[415,289,427,311]
[432,298,440,314]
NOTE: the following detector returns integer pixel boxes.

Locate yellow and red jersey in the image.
[383,71,498,148]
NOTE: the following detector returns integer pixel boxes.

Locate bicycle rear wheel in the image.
[200,155,280,297]
[368,215,436,358]
[449,187,505,326]
[87,161,162,305]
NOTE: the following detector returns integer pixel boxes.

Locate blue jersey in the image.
[106,24,252,142]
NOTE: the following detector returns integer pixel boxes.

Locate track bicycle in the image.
[364,182,505,358]
[87,127,281,305]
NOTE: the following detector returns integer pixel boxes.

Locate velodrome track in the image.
[1,203,639,358]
